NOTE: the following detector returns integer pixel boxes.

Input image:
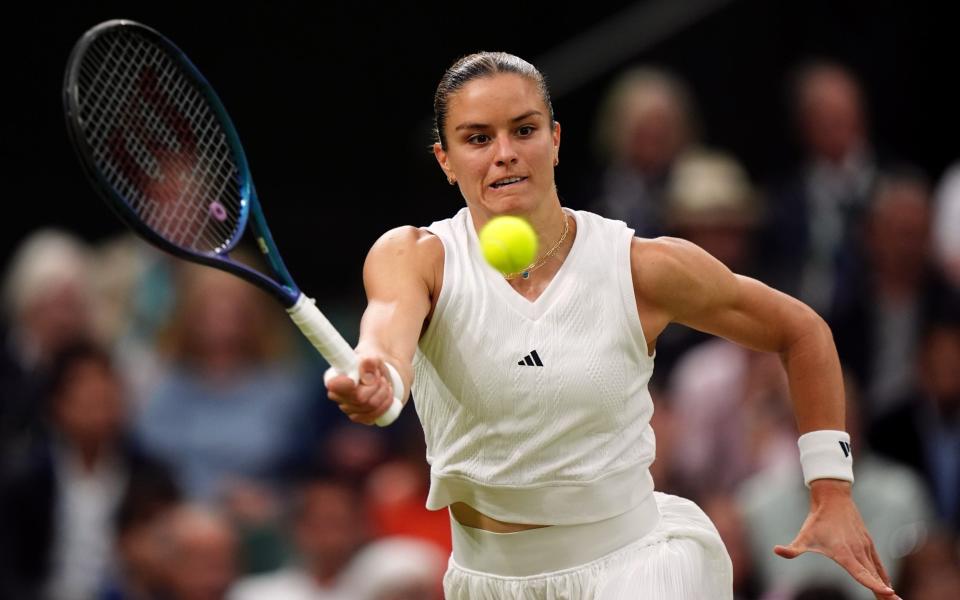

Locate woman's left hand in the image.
[774,479,900,599]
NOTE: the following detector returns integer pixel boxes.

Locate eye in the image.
[517,125,535,137]
[467,134,490,145]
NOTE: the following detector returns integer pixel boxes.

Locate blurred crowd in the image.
[2,58,959,600]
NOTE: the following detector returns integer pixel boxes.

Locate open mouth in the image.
[490,176,528,189]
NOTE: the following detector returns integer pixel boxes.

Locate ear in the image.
[433,142,455,183]
[552,121,561,164]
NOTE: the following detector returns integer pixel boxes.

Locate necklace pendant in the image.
[522,271,530,279]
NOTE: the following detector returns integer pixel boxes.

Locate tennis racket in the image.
[62,19,402,426]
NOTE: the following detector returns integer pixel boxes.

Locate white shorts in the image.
[444,492,733,600]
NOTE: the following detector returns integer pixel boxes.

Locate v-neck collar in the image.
[465,208,584,321]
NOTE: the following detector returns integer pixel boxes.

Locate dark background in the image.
[4,0,955,303]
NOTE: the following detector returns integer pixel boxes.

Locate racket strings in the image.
[76,30,244,253]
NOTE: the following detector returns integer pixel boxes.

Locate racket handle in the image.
[288,294,358,373]
[287,294,403,427]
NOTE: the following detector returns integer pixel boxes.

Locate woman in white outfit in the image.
[326,52,898,600]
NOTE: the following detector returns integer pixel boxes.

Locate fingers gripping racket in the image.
[63,20,402,426]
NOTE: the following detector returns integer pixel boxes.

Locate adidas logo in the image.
[518,350,544,367]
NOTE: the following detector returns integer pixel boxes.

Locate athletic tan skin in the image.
[325,73,900,600]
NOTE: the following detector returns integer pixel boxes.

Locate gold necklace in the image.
[505,215,570,280]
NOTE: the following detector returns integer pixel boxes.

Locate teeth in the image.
[493,177,523,187]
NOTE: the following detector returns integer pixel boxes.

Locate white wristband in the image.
[797,430,854,487]
[376,362,405,427]
[382,362,406,402]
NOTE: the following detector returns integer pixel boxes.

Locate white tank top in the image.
[413,207,656,525]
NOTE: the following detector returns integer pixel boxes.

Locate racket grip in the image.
[287,294,357,374]
[322,365,404,427]
[289,294,403,427]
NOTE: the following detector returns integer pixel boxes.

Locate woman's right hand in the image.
[325,355,397,425]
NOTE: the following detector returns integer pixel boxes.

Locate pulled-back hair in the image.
[433,52,554,149]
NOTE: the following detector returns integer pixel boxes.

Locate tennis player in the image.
[326,52,898,599]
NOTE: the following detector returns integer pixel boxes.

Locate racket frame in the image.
[63,19,300,308]
[62,19,403,426]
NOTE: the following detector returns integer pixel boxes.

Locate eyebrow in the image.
[454,110,544,131]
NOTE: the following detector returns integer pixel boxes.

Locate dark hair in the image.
[114,468,182,535]
[433,52,554,149]
[44,339,114,404]
[787,59,866,128]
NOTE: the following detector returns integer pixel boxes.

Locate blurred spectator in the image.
[336,537,447,600]
[318,423,391,488]
[700,493,762,600]
[101,472,182,600]
[0,341,178,600]
[660,151,796,496]
[665,149,762,274]
[134,263,316,502]
[647,389,679,493]
[365,457,451,554]
[932,162,960,289]
[91,233,177,411]
[229,476,366,600]
[159,505,238,600]
[222,480,289,575]
[895,530,960,600]
[830,169,951,420]
[764,61,881,315]
[588,67,700,237]
[654,149,764,383]
[668,340,796,497]
[869,313,960,533]
[791,584,852,600]
[738,376,934,599]
[1,229,97,459]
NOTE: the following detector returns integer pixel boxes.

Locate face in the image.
[920,327,960,416]
[23,281,93,362]
[798,69,864,163]
[434,73,560,222]
[867,183,930,275]
[166,518,236,600]
[295,483,364,574]
[54,358,125,447]
[178,266,274,372]
[119,512,170,588]
[623,89,687,173]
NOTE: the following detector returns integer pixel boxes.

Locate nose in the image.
[493,136,519,167]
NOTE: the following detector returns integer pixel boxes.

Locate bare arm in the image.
[326,226,439,424]
[633,237,898,599]
[632,236,842,434]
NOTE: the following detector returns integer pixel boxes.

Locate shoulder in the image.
[630,236,723,294]
[369,225,441,253]
[630,235,697,262]
[364,226,444,296]
[366,226,443,268]
[629,236,741,330]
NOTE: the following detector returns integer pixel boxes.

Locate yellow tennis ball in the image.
[479,216,538,275]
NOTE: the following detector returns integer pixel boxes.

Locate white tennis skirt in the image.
[444,492,733,599]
